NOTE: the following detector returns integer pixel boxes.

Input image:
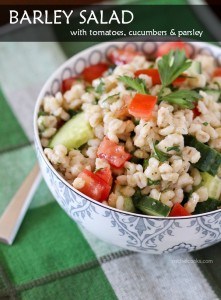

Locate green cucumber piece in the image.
[132,189,142,206]
[185,135,221,176]
[49,112,93,150]
[194,198,221,214]
[123,197,136,213]
[188,60,202,75]
[195,172,221,200]
[135,196,171,217]
[203,89,221,102]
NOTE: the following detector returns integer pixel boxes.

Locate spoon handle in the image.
[0,163,41,245]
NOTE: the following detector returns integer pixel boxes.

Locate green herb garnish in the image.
[118,76,148,94]
[203,122,209,126]
[95,80,105,94]
[38,111,47,117]
[167,145,180,152]
[213,82,221,90]
[143,159,149,170]
[85,85,94,92]
[153,142,170,162]
[67,109,82,117]
[103,93,120,103]
[158,49,192,87]
[160,90,200,109]
[147,179,161,186]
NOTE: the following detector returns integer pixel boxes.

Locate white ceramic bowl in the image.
[34,41,221,254]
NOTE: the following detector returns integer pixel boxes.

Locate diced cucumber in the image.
[195,172,221,200]
[135,196,171,217]
[194,198,221,214]
[203,89,221,102]
[185,135,221,176]
[123,197,136,213]
[187,60,202,75]
[132,189,142,206]
[49,112,93,150]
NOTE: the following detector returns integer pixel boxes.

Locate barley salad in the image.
[37,42,221,217]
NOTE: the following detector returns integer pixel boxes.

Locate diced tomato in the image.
[192,105,201,118]
[95,167,113,186]
[156,42,190,58]
[135,69,161,85]
[62,76,79,93]
[77,169,111,202]
[108,49,141,65]
[97,137,131,168]
[135,68,186,87]
[82,63,109,83]
[128,93,157,120]
[169,203,190,217]
[213,67,221,78]
[172,76,186,87]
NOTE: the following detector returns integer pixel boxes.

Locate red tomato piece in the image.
[213,67,221,78]
[97,137,131,168]
[135,68,186,87]
[95,167,113,186]
[172,76,186,87]
[128,93,157,120]
[62,76,79,93]
[77,169,111,202]
[169,203,190,217]
[135,69,161,85]
[156,42,190,58]
[108,49,141,65]
[192,105,201,118]
[82,63,109,83]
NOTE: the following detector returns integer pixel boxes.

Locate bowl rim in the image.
[34,40,221,220]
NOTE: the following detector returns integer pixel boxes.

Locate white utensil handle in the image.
[0,163,41,245]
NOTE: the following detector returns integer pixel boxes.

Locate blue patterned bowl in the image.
[34,41,221,254]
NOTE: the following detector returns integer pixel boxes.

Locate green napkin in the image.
[0,203,117,299]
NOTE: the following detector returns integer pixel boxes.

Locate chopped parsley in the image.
[38,111,47,117]
[166,145,180,152]
[118,75,148,94]
[102,93,120,103]
[147,179,161,186]
[143,159,149,170]
[95,80,105,94]
[85,85,94,92]
[67,109,82,117]
[153,142,170,162]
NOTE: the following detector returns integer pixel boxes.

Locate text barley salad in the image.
[38,42,221,217]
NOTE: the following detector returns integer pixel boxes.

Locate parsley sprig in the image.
[158,49,192,87]
[157,49,201,109]
[118,76,148,94]
[160,90,201,109]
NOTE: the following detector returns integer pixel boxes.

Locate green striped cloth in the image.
[0,40,221,300]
